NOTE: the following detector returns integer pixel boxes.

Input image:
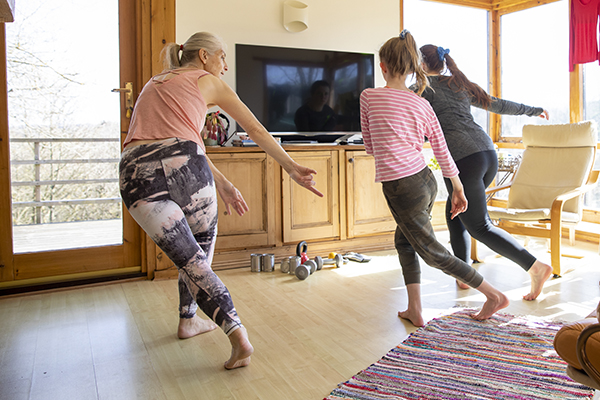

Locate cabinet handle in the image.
[348,158,354,163]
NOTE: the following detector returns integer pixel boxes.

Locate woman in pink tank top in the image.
[120,32,323,370]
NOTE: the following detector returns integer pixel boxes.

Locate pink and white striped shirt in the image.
[359,87,459,183]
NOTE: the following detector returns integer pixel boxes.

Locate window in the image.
[499,1,569,139]
[584,64,600,139]
[404,0,489,129]
[583,63,600,209]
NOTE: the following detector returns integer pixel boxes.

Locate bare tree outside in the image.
[7,0,121,251]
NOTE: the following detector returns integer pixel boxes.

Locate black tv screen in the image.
[235,44,374,143]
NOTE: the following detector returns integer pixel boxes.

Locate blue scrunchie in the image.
[437,46,450,62]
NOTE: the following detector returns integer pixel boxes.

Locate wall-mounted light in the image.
[283,0,308,33]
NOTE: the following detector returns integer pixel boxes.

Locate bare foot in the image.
[473,291,509,320]
[398,309,425,327]
[224,326,254,370]
[456,279,470,290]
[177,315,218,339]
[523,261,552,301]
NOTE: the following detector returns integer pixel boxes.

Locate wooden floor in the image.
[1,231,600,400]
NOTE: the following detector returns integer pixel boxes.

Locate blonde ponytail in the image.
[160,32,226,71]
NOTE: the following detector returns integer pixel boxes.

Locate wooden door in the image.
[282,150,340,243]
[211,151,277,249]
[0,0,172,287]
[345,151,396,238]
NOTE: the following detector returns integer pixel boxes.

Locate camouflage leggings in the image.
[119,138,242,336]
[381,167,484,288]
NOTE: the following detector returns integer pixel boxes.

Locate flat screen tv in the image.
[235,44,374,143]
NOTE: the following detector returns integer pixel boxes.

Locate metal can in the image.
[261,253,275,272]
[250,253,262,272]
[288,255,301,275]
[280,257,290,273]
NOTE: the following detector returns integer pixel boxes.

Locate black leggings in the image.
[444,150,536,271]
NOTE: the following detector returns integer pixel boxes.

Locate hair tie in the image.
[180,44,184,51]
[399,29,409,40]
[437,46,450,62]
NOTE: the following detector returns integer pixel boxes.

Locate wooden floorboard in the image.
[1,231,599,399]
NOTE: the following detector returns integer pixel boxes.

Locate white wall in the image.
[176,0,400,91]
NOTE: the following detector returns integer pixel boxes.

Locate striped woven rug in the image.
[326,309,594,400]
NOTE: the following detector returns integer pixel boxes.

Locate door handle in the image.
[112,82,133,118]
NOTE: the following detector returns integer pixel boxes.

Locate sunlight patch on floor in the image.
[334,256,400,278]
[541,299,600,320]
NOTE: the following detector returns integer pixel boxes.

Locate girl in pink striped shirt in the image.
[360,30,508,327]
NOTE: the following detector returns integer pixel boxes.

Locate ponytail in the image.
[420,44,491,108]
[379,30,429,95]
[160,32,226,71]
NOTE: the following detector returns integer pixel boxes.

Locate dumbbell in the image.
[313,253,346,270]
[295,259,317,280]
[294,240,314,280]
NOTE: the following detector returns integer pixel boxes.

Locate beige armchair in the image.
[474,121,598,277]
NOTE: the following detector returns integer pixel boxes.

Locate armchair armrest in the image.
[485,183,513,196]
[552,171,600,209]
[576,323,600,386]
[551,170,600,217]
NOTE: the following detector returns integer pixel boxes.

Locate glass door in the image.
[1,0,142,284]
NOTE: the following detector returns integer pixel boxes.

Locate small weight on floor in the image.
[295,264,310,280]
[295,259,317,280]
[305,259,317,274]
[322,253,345,268]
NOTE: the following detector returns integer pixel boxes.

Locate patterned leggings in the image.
[119,138,242,336]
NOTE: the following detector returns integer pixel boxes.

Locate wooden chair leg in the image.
[550,222,562,277]
[470,236,483,263]
[569,226,575,246]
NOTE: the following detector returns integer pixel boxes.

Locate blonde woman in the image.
[119,32,322,370]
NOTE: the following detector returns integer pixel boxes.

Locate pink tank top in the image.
[123,69,211,148]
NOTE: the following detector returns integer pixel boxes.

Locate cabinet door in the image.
[282,151,339,243]
[210,152,275,249]
[346,151,396,237]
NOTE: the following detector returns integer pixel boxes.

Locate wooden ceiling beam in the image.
[493,0,562,14]
[0,0,15,23]
[424,0,561,13]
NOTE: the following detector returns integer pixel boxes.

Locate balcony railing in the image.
[10,137,121,224]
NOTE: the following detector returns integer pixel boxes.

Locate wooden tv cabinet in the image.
[149,144,446,279]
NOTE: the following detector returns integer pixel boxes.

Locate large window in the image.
[499,1,569,139]
[583,63,600,209]
[584,64,600,139]
[404,1,489,129]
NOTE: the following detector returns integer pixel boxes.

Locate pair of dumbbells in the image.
[295,241,315,280]
[294,242,347,280]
